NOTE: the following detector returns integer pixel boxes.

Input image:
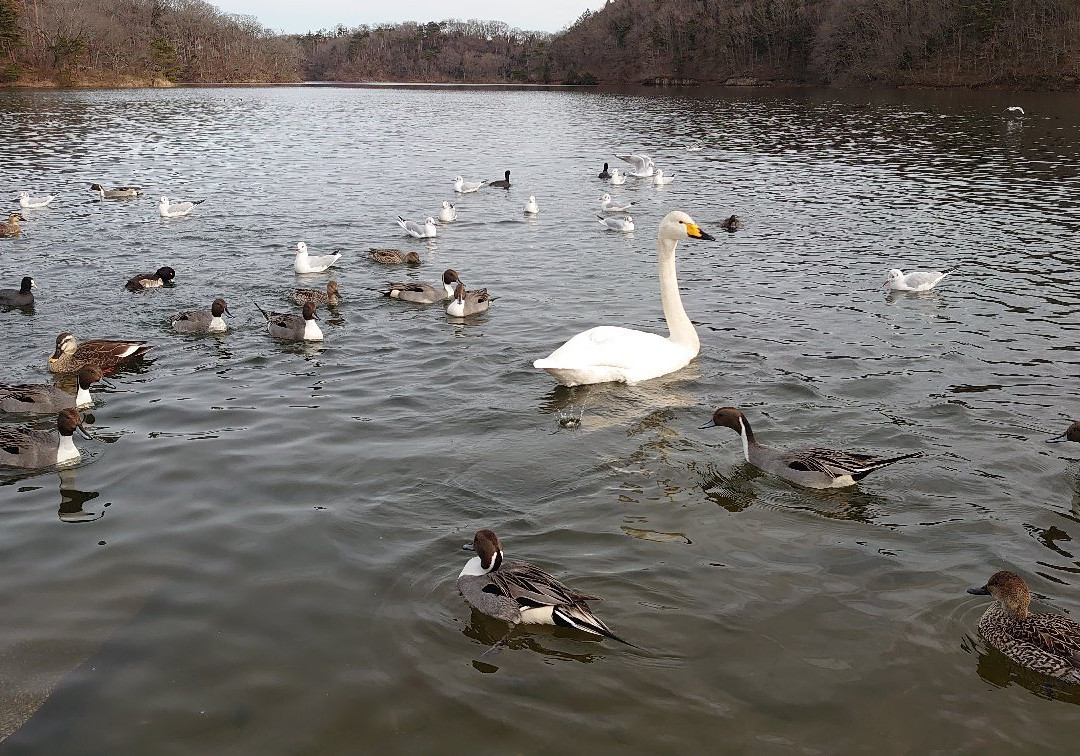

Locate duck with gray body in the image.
[48,332,153,374]
[0,366,103,414]
[172,298,230,333]
[255,301,323,341]
[1046,421,1080,444]
[291,281,340,308]
[90,183,140,199]
[458,529,633,645]
[446,283,490,317]
[380,269,460,304]
[967,570,1080,684]
[0,408,91,468]
[126,266,176,291]
[0,276,36,307]
[700,407,922,489]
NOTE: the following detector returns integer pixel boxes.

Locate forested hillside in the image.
[1,0,1077,88]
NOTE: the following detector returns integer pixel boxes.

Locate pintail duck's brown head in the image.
[57,408,92,439]
[302,302,318,321]
[443,269,460,286]
[472,529,504,572]
[211,298,230,317]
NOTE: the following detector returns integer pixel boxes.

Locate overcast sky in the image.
[211,1,608,34]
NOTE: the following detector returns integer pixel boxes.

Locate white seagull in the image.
[158,195,205,218]
[453,176,487,193]
[438,201,457,222]
[652,169,674,186]
[597,214,635,232]
[396,215,438,238]
[617,153,655,177]
[600,193,633,213]
[294,242,341,274]
[524,196,539,215]
[884,268,951,292]
[19,191,56,209]
[609,168,627,185]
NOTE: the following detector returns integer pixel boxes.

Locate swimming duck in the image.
[0,366,104,414]
[699,407,922,489]
[446,283,490,317]
[125,266,176,291]
[380,269,461,304]
[453,176,486,193]
[458,529,632,645]
[0,408,91,468]
[652,169,674,186]
[598,162,611,179]
[597,215,635,232]
[19,191,56,209]
[294,242,341,274]
[369,248,421,265]
[722,215,744,232]
[600,193,633,213]
[967,570,1080,684]
[48,332,153,374]
[89,183,140,199]
[0,212,24,237]
[396,216,438,239]
[523,196,539,215]
[617,153,655,177]
[1047,421,1080,444]
[438,201,457,222]
[158,195,205,218]
[291,281,340,308]
[255,301,323,341]
[488,170,512,189]
[535,211,713,386]
[172,298,230,333]
[884,268,951,292]
[0,276,36,307]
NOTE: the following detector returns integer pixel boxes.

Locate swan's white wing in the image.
[535,327,692,386]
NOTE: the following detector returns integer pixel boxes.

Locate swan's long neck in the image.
[658,237,699,354]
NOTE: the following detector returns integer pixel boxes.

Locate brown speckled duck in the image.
[291,281,340,308]
[0,212,24,237]
[48,332,153,374]
[369,248,420,265]
[968,570,1080,685]
[721,215,743,232]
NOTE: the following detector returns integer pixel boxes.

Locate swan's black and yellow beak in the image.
[686,223,715,241]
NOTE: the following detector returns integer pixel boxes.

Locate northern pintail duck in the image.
[0,408,91,468]
[89,183,140,199]
[0,366,104,414]
[700,407,922,489]
[967,570,1080,684]
[125,266,176,291]
[884,268,951,292]
[0,212,24,237]
[652,169,674,186]
[722,215,744,232]
[453,176,486,193]
[19,191,56,209]
[291,281,340,308]
[597,214,634,232]
[616,153,655,177]
[438,201,457,222]
[458,529,632,645]
[396,216,438,238]
[598,162,611,179]
[600,193,633,213]
[255,301,323,341]
[488,170,512,189]
[1047,421,1080,444]
[48,332,153,374]
[294,242,341,274]
[369,248,420,265]
[446,283,490,317]
[158,195,205,218]
[380,269,460,304]
[0,276,36,307]
[535,211,714,386]
[523,196,539,215]
[172,298,230,333]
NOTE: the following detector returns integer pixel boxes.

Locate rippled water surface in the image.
[1,84,1079,752]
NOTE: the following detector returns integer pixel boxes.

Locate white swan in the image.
[534,210,715,386]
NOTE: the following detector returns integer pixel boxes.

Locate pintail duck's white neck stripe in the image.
[56,434,80,464]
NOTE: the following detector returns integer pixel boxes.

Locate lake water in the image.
[1,83,1079,752]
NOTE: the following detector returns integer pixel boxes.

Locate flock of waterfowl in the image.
[4,149,1079,689]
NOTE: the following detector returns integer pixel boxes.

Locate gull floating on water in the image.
[438,201,457,222]
[158,195,205,218]
[89,183,139,199]
[597,214,634,232]
[652,169,674,186]
[453,176,486,193]
[884,268,951,292]
[294,242,341,274]
[608,168,626,185]
[19,191,56,209]
[600,193,633,213]
[617,153,655,177]
[524,196,539,215]
[396,215,438,238]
